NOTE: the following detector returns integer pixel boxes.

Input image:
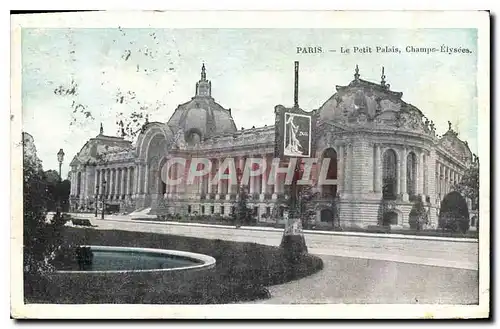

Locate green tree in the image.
[408,195,428,231]
[454,160,479,212]
[23,135,69,274]
[438,191,470,233]
[233,184,253,226]
[297,184,319,229]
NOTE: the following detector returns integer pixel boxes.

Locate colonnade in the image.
[436,161,462,198]
[163,154,284,200]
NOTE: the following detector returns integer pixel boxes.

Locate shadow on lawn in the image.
[24,227,324,304]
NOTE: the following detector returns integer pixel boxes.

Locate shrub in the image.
[408,196,428,231]
[438,191,470,233]
[439,212,469,234]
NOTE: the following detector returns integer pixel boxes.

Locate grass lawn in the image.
[24,227,323,304]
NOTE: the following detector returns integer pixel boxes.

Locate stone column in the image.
[373,144,380,193]
[99,169,104,194]
[126,167,132,195]
[347,143,353,194]
[102,170,106,196]
[94,170,99,196]
[229,156,238,196]
[400,148,408,201]
[113,169,118,196]
[338,144,345,194]
[441,165,446,195]
[438,163,443,197]
[417,152,424,199]
[94,169,99,196]
[120,168,126,196]
[268,157,275,196]
[261,154,267,196]
[69,171,74,196]
[107,169,112,196]
[216,158,222,199]
[107,169,113,196]
[133,164,141,194]
[448,168,455,193]
[198,168,204,196]
[80,169,86,202]
[143,164,149,195]
[207,159,213,196]
[445,166,449,194]
[72,171,77,196]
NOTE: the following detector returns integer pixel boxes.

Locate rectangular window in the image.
[187,205,192,214]
[201,205,205,214]
[210,206,214,214]
[253,207,258,216]
[220,206,225,215]
[266,207,271,215]
[231,206,235,214]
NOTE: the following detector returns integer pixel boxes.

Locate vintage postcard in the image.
[10,11,490,319]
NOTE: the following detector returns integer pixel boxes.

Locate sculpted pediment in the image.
[438,132,472,163]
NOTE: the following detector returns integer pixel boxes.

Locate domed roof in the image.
[317,66,408,124]
[167,64,237,139]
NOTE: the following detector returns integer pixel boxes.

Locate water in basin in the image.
[78,249,203,271]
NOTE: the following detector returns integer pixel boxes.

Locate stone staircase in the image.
[128,207,153,218]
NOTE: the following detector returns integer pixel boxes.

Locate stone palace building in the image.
[69,64,477,229]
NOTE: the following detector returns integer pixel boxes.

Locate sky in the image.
[21,28,478,178]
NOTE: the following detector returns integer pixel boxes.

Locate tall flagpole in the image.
[294,61,299,108]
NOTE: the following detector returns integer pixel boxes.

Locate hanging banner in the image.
[274,105,315,160]
[283,210,304,236]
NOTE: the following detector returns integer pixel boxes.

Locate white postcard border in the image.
[10,10,490,319]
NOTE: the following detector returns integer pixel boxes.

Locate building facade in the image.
[69,64,477,229]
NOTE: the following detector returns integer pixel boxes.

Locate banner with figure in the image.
[283,113,312,158]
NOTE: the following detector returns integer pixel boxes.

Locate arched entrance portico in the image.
[143,132,169,208]
[320,208,334,223]
[321,147,338,198]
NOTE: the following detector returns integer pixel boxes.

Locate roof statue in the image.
[354,64,360,81]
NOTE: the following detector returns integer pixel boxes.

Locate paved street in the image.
[70,215,479,304]
[77,215,478,271]
[255,255,478,304]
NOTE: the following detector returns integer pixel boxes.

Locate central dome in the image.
[167,64,237,140]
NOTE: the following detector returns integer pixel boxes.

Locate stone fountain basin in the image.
[50,246,217,294]
[57,245,216,274]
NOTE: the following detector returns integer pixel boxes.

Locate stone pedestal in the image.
[280,234,308,254]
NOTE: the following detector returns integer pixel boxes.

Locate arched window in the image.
[322,148,338,197]
[407,152,417,199]
[382,149,397,200]
[423,154,428,196]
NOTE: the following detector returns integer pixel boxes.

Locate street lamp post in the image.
[101,180,107,220]
[235,168,243,228]
[95,185,99,217]
[56,148,65,215]
[57,149,65,180]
